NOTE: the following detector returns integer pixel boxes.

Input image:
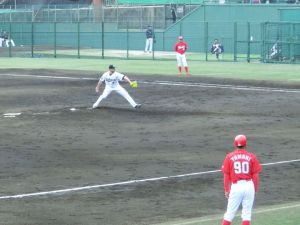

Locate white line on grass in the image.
[158,203,300,225]
[0,159,299,200]
[1,73,300,93]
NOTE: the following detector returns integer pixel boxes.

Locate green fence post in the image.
[234,22,237,62]
[126,22,129,59]
[31,22,34,58]
[77,22,80,59]
[102,21,104,59]
[247,22,250,63]
[54,22,57,58]
[164,5,167,29]
[152,24,155,60]
[205,22,207,61]
[260,22,265,63]
[163,32,165,51]
[9,21,12,57]
[290,23,295,63]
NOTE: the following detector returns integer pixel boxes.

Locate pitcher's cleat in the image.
[92,105,100,109]
[135,104,142,109]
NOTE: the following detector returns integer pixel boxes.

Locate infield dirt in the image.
[0,69,299,225]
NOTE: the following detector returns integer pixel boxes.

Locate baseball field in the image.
[0,58,300,225]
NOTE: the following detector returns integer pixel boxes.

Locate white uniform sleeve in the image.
[100,73,105,82]
[117,72,125,81]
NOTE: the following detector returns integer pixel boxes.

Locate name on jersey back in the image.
[230,154,252,162]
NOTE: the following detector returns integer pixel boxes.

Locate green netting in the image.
[1,4,299,63]
[262,22,300,63]
[0,21,261,61]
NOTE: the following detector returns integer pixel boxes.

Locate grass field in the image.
[156,202,300,225]
[1,57,300,82]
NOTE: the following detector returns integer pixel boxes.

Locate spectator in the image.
[0,30,4,48]
[270,40,282,60]
[3,31,15,47]
[171,7,177,23]
[211,39,224,59]
[144,25,155,53]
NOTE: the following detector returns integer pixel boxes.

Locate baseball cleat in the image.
[135,104,142,109]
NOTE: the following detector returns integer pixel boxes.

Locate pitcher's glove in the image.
[130,81,138,88]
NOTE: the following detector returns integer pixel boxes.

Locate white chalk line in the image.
[1,73,300,93]
[157,203,300,225]
[0,159,299,200]
[0,73,96,81]
[145,81,300,93]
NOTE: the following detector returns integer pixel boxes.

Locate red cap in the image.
[234,135,247,147]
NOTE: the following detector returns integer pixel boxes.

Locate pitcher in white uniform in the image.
[93,65,141,109]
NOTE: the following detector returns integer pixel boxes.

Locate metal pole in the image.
[31,22,34,58]
[234,22,237,62]
[54,22,57,58]
[164,5,167,29]
[290,23,295,63]
[9,6,12,22]
[31,5,34,22]
[9,21,12,57]
[78,22,80,59]
[126,22,129,59]
[116,4,119,29]
[247,22,250,63]
[48,4,50,22]
[152,23,154,60]
[163,32,165,51]
[260,22,265,62]
[78,4,80,22]
[54,5,57,22]
[102,21,104,59]
[204,22,208,61]
[140,5,142,30]
[14,0,16,10]
[101,3,104,23]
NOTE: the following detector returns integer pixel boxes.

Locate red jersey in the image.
[174,41,187,54]
[222,149,261,192]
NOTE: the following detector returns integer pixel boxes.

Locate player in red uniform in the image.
[221,135,262,225]
[174,36,189,76]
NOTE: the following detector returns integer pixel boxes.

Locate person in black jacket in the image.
[144,25,155,53]
[171,7,177,23]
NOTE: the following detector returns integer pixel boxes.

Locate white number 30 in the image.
[234,161,250,174]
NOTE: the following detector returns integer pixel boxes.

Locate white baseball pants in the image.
[4,39,15,47]
[176,53,188,67]
[223,180,255,222]
[145,38,153,52]
[93,85,138,108]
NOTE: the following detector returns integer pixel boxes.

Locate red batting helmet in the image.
[234,135,247,147]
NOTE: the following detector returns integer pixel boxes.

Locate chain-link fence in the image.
[0,21,264,62]
[262,22,300,63]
